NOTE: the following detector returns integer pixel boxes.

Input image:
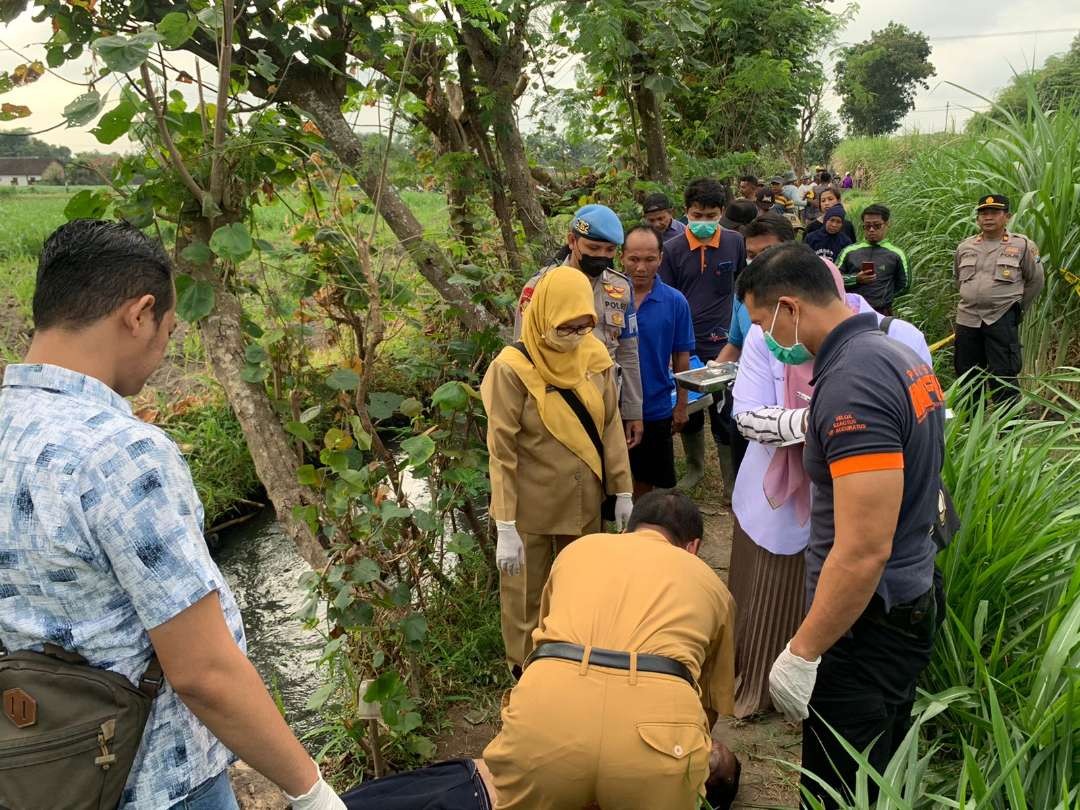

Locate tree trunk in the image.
[178,218,329,571]
[634,82,670,183]
[288,81,499,333]
[489,90,549,246]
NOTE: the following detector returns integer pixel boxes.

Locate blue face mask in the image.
[687,220,719,239]
[764,301,812,365]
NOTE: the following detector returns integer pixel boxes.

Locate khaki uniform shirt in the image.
[515,266,644,421]
[481,360,632,536]
[533,529,736,716]
[954,231,1045,327]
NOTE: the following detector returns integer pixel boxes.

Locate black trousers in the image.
[800,575,944,809]
[954,306,1022,403]
[683,389,748,473]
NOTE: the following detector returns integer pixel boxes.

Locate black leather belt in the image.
[526,642,695,688]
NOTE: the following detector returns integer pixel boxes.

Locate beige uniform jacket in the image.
[532,529,736,717]
[954,231,1045,327]
[481,359,632,536]
[514,266,644,421]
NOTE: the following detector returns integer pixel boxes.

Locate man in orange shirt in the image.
[483,490,740,809]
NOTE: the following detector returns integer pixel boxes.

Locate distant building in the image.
[0,157,63,186]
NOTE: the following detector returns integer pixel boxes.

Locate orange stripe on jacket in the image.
[829,452,905,478]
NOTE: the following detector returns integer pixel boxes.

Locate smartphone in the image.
[861,261,876,273]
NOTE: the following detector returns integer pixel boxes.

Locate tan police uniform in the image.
[484,529,735,810]
[481,359,633,668]
[953,227,1044,399]
[515,266,644,421]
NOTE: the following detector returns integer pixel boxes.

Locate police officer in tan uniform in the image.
[954,194,1044,402]
[484,490,741,810]
[515,204,645,448]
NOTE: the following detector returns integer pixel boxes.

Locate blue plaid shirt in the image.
[0,364,245,808]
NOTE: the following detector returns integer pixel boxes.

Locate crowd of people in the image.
[0,174,1045,810]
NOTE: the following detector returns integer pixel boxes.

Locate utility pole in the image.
[944,101,950,133]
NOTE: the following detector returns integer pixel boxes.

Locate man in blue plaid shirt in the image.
[0,221,342,810]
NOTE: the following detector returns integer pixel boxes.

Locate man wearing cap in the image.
[516,204,645,447]
[953,194,1044,403]
[642,192,686,243]
[769,177,795,216]
[781,171,804,216]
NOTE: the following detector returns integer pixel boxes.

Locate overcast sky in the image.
[1,2,1079,153]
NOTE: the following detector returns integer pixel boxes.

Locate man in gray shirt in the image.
[736,242,946,809]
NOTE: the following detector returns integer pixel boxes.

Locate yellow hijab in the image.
[498,265,612,479]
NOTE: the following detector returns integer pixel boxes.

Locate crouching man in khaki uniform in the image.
[483,490,740,810]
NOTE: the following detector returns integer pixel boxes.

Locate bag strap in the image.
[2,640,163,699]
[879,316,896,335]
[510,342,609,491]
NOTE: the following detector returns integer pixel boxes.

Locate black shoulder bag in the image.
[511,343,616,521]
[877,318,960,551]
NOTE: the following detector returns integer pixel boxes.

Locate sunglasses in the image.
[555,325,593,337]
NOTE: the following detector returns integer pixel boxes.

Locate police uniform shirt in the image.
[803,314,946,611]
[515,265,644,421]
[953,231,1045,328]
[532,529,736,716]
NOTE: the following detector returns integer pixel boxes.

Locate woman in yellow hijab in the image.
[481,265,633,671]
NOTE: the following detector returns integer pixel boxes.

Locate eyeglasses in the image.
[863,221,885,230]
[555,324,593,337]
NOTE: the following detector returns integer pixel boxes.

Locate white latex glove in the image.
[768,642,821,723]
[286,761,346,810]
[613,493,633,532]
[495,520,525,576]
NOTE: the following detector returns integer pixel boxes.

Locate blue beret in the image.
[570,204,624,245]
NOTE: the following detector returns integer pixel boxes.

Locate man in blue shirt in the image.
[660,178,747,497]
[622,226,695,496]
[0,221,341,810]
[641,192,686,244]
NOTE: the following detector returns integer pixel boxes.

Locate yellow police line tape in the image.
[928,333,956,354]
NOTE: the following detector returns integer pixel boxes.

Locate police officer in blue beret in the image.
[515,204,644,448]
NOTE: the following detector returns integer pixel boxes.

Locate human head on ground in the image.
[736,242,851,359]
[622,225,664,292]
[861,203,891,245]
[738,175,758,199]
[26,219,176,398]
[975,194,1010,239]
[683,178,727,240]
[818,186,841,212]
[824,205,846,235]
[743,213,795,260]
[627,489,703,555]
[641,192,677,234]
[566,204,624,278]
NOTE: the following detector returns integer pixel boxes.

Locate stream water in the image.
[212,509,323,735]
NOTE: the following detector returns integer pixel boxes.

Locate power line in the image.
[928,27,1079,42]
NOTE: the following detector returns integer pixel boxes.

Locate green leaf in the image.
[363,671,401,703]
[399,613,428,643]
[209,222,254,262]
[91,32,159,74]
[300,405,322,423]
[431,381,469,412]
[351,558,380,584]
[62,90,104,127]
[114,194,154,228]
[285,421,314,442]
[156,12,198,49]
[305,682,334,711]
[241,363,268,383]
[296,464,319,485]
[180,241,213,264]
[325,368,360,391]
[447,533,476,555]
[368,391,404,421]
[410,736,436,759]
[292,504,318,533]
[196,6,225,30]
[251,49,278,81]
[175,278,215,322]
[349,415,372,450]
[63,189,110,220]
[91,98,137,144]
[244,344,268,364]
[399,397,423,417]
[400,434,435,468]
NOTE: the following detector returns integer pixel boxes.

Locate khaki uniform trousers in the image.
[484,658,710,809]
[501,517,600,669]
